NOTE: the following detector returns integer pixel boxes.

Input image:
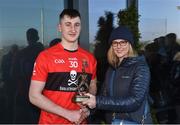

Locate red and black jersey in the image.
[31,43,97,124]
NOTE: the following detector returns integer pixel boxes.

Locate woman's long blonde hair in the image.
[107,44,137,68]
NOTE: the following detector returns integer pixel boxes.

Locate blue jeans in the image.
[111,118,139,125]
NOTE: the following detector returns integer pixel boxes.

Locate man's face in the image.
[58,15,81,43]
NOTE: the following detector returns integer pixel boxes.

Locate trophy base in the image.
[72,95,90,103]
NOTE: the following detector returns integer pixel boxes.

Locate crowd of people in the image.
[0,8,179,124]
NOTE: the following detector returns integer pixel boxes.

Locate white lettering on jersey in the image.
[54,59,65,64]
[69,61,78,68]
[68,57,77,61]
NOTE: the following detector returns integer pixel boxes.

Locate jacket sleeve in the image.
[96,63,150,113]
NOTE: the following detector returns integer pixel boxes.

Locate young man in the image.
[29,9,97,124]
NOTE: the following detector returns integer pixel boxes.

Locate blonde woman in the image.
[83,26,152,124]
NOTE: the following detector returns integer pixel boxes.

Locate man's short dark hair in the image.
[59,9,81,21]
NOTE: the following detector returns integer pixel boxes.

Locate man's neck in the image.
[60,40,78,51]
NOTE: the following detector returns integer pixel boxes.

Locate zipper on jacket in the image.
[109,70,115,96]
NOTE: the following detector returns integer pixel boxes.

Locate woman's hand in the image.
[82,93,96,109]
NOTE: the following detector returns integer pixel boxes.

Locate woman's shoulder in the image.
[134,55,148,66]
[122,55,147,67]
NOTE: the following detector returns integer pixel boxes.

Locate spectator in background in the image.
[170,52,180,123]
[165,33,180,63]
[49,38,61,47]
[163,33,180,123]
[144,34,179,123]
[1,44,19,123]
[13,28,44,123]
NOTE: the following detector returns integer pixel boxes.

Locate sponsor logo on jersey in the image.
[68,57,77,61]
[67,70,78,86]
[54,59,65,64]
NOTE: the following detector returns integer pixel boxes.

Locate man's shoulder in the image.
[39,44,63,57]
[79,47,96,60]
[79,47,94,56]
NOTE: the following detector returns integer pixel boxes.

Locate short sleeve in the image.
[91,56,97,80]
[31,52,48,82]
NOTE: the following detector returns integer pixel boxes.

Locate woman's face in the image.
[112,39,130,59]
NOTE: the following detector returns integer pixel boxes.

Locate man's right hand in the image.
[65,110,82,123]
[78,107,90,124]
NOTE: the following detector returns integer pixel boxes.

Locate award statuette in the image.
[72,60,90,103]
